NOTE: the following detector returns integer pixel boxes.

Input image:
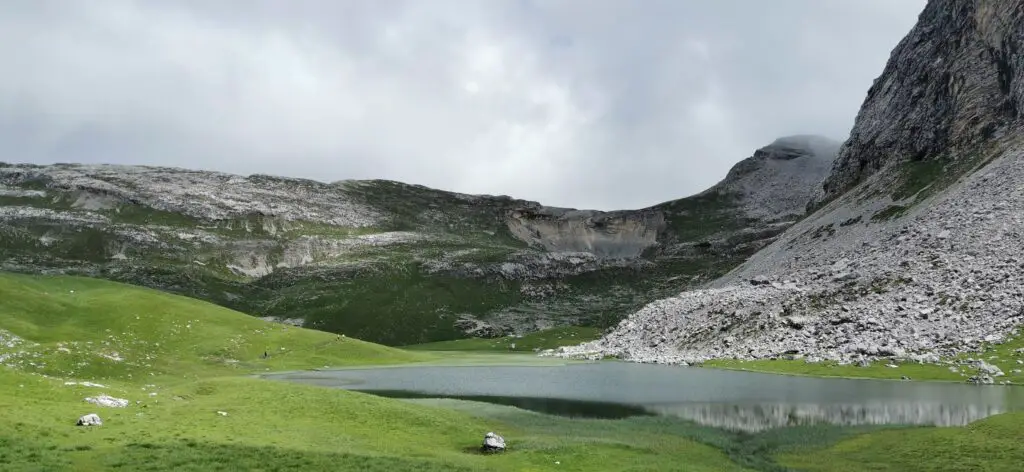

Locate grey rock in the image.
[819,0,1024,201]
[968,374,995,385]
[76,413,102,426]
[481,432,506,453]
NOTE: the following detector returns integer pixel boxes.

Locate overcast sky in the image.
[1,0,926,210]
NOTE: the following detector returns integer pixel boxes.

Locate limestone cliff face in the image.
[506,207,665,259]
[821,0,1024,201]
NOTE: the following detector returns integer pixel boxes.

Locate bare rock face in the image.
[506,207,666,259]
[713,135,839,221]
[821,0,1024,202]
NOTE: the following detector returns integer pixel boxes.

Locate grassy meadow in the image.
[1,272,1022,471]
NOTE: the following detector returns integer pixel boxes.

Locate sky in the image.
[0,0,926,210]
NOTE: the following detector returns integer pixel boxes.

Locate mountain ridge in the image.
[0,134,838,346]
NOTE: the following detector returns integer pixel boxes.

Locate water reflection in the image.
[647,402,1008,432]
[365,390,653,419]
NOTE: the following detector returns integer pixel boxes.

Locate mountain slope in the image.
[0,135,837,346]
[554,0,1024,380]
[0,272,422,380]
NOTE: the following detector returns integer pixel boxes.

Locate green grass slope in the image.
[2,272,1022,471]
[404,326,604,352]
[0,272,422,380]
[778,412,1024,471]
[0,273,751,471]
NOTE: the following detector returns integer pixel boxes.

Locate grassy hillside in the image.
[0,272,422,380]
[0,273,751,471]
[404,326,605,352]
[1,272,1021,471]
[778,412,1024,471]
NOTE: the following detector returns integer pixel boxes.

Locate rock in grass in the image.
[481,432,506,453]
[968,374,994,385]
[76,413,102,426]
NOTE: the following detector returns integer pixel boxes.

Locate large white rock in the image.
[76,413,102,426]
[482,431,506,452]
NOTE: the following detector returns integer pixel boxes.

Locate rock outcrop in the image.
[506,207,665,259]
[821,0,1024,202]
[550,0,1024,374]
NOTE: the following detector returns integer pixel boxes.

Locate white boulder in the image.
[76,413,102,426]
[482,431,506,452]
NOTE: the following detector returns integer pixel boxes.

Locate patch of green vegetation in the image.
[871,204,908,222]
[284,221,383,238]
[704,359,964,382]
[0,223,118,264]
[890,143,1005,208]
[892,158,947,201]
[655,190,752,242]
[404,326,604,352]
[0,194,51,209]
[104,202,203,227]
[245,263,525,346]
[339,180,528,247]
[778,412,1024,471]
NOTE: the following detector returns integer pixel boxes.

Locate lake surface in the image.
[265,361,1024,431]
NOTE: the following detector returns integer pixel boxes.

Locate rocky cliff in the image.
[0,135,837,346]
[820,0,1024,201]
[553,0,1024,383]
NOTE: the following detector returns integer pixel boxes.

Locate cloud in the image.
[0,0,926,210]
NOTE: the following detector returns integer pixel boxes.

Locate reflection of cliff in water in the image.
[647,402,1007,432]
[361,390,653,419]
